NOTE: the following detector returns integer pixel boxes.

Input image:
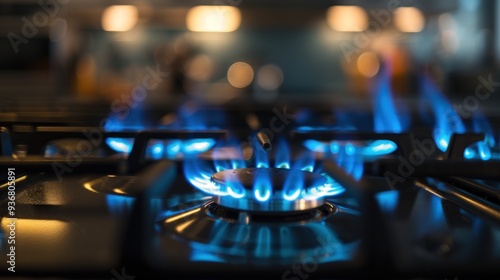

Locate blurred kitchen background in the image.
[0,0,499,112]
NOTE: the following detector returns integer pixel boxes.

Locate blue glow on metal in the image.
[429,191,446,226]
[105,194,135,215]
[184,220,358,264]
[210,220,229,247]
[190,251,225,263]
[255,227,271,257]
[279,227,294,258]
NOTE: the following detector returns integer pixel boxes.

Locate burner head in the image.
[211,168,328,212]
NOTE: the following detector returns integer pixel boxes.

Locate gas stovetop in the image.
[1,82,500,279]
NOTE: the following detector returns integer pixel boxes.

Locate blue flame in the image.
[184,158,228,196]
[104,100,218,158]
[303,139,397,157]
[227,182,246,199]
[362,140,398,156]
[330,141,340,154]
[253,168,272,202]
[283,170,304,201]
[213,139,247,171]
[107,138,134,153]
[184,138,248,196]
[464,112,495,160]
[304,139,328,153]
[183,139,216,154]
[373,63,403,133]
[184,138,346,201]
[165,139,181,158]
[254,137,270,168]
[302,142,364,181]
[104,103,147,154]
[421,77,466,152]
[275,137,290,169]
[301,64,406,158]
[293,151,315,172]
[319,173,347,196]
[334,145,363,181]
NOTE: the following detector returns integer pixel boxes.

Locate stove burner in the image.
[159,198,362,265]
[210,167,328,212]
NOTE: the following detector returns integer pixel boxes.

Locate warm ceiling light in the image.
[394,7,425,33]
[186,5,241,32]
[227,62,253,88]
[327,6,368,32]
[101,5,139,32]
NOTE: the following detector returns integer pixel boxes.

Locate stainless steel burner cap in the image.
[211,168,327,212]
